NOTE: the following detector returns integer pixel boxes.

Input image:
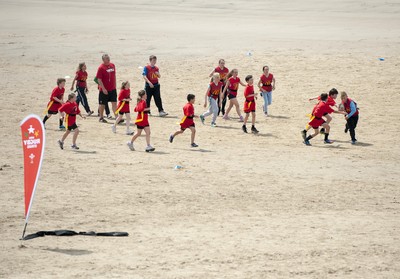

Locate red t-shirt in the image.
[117,89,131,113]
[75,70,88,88]
[317,96,336,106]
[59,101,80,126]
[244,85,255,102]
[50,86,65,102]
[260,73,273,92]
[180,103,195,128]
[228,77,240,92]
[214,66,229,83]
[96,63,116,91]
[134,100,149,126]
[313,101,334,118]
[144,65,159,84]
[208,81,224,99]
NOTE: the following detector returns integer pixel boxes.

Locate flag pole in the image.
[21,223,28,240]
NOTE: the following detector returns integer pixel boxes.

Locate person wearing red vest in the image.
[209,59,229,115]
[308,88,339,134]
[257,65,275,116]
[142,55,168,117]
[341,91,359,144]
[70,62,93,116]
[200,73,223,127]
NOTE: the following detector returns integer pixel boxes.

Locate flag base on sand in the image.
[22,230,129,240]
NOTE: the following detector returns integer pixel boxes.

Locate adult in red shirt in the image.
[142,55,168,117]
[209,59,229,115]
[302,93,345,145]
[257,65,275,116]
[96,54,117,123]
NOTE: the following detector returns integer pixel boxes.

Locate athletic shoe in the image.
[126,130,134,135]
[301,130,307,141]
[57,140,64,150]
[159,111,168,117]
[211,122,217,127]
[169,135,174,143]
[303,140,311,146]
[200,115,205,124]
[320,128,325,134]
[242,125,248,133]
[59,125,66,131]
[222,115,230,120]
[324,139,334,144]
[99,118,107,123]
[127,141,135,151]
[351,140,356,145]
[264,112,268,116]
[191,143,199,148]
[145,145,155,152]
[111,126,116,133]
[87,111,94,116]
[239,115,244,122]
[251,126,259,134]
[71,144,80,150]
[106,114,113,119]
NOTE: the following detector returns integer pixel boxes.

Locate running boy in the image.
[112,81,134,135]
[308,88,339,133]
[169,94,198,147]
[242,75,259,134]
[57,93,86,150]
[127,90,155,152]
[301,93,345,146]
[200,73,223,127]
[43,78,66,130]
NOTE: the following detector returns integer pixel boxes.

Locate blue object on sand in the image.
[379,58,385,61]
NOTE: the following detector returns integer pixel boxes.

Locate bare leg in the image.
[243,113,249,126]
[224,101,234,116]
[251,112,256,126]
[173,129,184,138]
[144,127,151,146]
[114,114,123,127]
[99,104,105,119]
[111,102,117,117]
[61,130,71,142]
[72,128,79,145]
[233,100,242,117]
[189,127,196,144]
[125,113,131,131]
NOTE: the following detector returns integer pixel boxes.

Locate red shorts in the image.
[118,103,130,114]
[244,101,256,113]
[308,117,325,129]
[180,117,195,130]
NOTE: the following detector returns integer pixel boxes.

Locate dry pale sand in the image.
[1,0,400,278]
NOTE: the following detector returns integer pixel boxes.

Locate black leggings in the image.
[145,84,164,112]
[76,87,91,113]
[346,115,359,141]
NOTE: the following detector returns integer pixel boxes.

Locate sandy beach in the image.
[1,0,400,278]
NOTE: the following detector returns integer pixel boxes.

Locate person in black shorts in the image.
[96,54,117,123]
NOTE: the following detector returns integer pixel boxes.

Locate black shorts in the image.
[118,111,130,115]
[181,123,195,131]
[99,89,117,104]
[228,94,237,100]
[244,110,256,114]
[136,124,149,130]
[68,123,78,131]
[48,110,58,115]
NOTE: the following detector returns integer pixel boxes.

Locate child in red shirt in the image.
[242,75,259,134]
[127,90,155,152]
[57,93,86,150]
[302,93,345,146]
[70,62,93,116]
[308,88,339,134]
[222,69,246,121]
[112,81,134,135]
[169,94,198,147]
[43,78,66,130]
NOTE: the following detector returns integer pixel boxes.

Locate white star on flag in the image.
[29,153,35,164]
[28,125,35,134]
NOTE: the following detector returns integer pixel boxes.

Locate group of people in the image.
[302,88,359,145]
[41,53,359,151]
